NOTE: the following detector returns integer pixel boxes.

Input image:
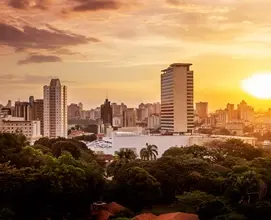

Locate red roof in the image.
[134,212,199,220]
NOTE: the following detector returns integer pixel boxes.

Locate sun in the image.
[242,73,271,99]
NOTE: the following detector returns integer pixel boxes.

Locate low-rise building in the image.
[0,115,41,144]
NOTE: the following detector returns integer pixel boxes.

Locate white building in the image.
[147,114,160,129]
[0,115,41,144]
[161,63,194,134]
[43,78,67,138]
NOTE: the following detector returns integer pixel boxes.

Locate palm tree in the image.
[140,143,158,160]
[115,148,136,163]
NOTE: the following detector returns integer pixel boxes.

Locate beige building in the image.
[161,63,194,133]
[123,108,137,127]
[195,102,208,121]
[43,79,67,138]
[0,115,41,144]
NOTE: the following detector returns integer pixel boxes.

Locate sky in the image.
[1,0,271,111]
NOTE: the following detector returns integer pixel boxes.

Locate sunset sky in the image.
[1,0,271,111]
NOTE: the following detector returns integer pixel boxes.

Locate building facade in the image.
[147,113,160,129]
[43,79,67,138]
[32,99,44,136]
[68,103,80,119]
[123,108,137,127]
[0,116,41,144]
[14,101,32,121]
[195,102,208,121]
[161,63,194,133]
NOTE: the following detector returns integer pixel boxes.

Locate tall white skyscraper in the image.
[161,63,194,133]
[43,78,67,138]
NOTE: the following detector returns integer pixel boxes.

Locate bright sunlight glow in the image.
[242,73,271,99]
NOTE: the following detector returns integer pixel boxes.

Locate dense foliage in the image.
[1,134,271,219]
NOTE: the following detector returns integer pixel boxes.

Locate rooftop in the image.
[50,78,61,87]
[161,63,192,72]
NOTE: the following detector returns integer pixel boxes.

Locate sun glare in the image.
[242,73,271,99]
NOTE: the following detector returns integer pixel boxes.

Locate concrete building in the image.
[0,115,41,144]
[43,78,67,138]
[101,99,113,125]
[32,99,44,136]
[123,108,137,127]
[161,63,194,133]
[14,101,31,121]
[196,102,208,121]
[147,113,160,129]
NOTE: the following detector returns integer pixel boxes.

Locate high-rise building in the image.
[153,102,161,115]
[195,102,208,120]
[32,99,44,136]
[147,113,160,129]
[160,63,194,133]
[14,101,31,121]
[112,103,127,117]
[43,78,67,138]
[238,100,255,122]
[123,108,137,127]
[68,104,80,119]
[29,96,34,107]
[78,102,83,112]
[6,100,11,108]
[101,99,113,125]
[226,103,235,122]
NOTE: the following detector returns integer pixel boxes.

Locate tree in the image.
[177,191,216,210]
[140,143,158,160]
[0,133,28,165]
[52,141,81,159]
[115,149,136,163]
[114,166,161,210]
[162,147,184,157]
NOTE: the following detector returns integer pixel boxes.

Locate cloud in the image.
[72,0,121,12]
[8,0,52,9]
[0,73,75,84]
[18,54,62,65]
[0,22,100,50]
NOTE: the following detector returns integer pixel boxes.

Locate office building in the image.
[43,78,67,138]
[160,63,194,133]
[101,98,113,125]
[123,108,137,127]
[195,102,208,120]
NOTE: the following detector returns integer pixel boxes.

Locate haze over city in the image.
[2,0,271,110]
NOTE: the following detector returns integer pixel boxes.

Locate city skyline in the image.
[2,0,271,110]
